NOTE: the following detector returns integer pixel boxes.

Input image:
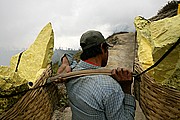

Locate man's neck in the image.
[84,56,102,66]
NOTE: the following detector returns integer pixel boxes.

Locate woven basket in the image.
[0,64,59,120]
[134,62,180,120]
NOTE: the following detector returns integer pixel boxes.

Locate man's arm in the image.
[105,67,136,120]
[111,68,133,94]
[104,89,136,120]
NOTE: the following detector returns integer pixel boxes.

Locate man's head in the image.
[80,30,112,50]
[80,30,113,67]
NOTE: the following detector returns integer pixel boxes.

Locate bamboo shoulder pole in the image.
[48,69,112,83]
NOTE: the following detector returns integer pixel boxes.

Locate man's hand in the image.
[112,67,133,94]
[57,56,71,74]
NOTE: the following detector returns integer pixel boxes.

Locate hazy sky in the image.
[0,0,170,50]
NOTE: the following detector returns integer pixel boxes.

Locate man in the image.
[57,30,136,120]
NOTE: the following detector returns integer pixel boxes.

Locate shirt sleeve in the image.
[58,53,77,68]
[103,91,136,120]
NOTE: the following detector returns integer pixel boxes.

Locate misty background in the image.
[0,0,171,65]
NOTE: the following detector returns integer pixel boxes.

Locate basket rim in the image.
[134,61,180,97]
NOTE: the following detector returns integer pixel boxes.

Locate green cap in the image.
[80,30,113,50]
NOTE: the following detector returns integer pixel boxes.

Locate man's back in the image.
[66,60,135,120]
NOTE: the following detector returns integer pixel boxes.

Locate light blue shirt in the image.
[66,60,136,120]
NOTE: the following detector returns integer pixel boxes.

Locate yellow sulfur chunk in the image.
[10,23,54,85]
[134,16,154,71]
[0,23,54,114]
[134,15,180,90]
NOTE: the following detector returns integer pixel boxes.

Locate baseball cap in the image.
[80,30,113,50]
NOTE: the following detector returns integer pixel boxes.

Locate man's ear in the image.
[100,43,105,53]
[101,43,108,53]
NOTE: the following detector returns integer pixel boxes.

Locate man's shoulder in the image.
[88,74,122,93]
[97,74,120,86]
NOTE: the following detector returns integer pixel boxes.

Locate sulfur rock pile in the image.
[134,15,180,90]
[0,23,54,114]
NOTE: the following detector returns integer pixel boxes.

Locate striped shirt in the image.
[65,60,136,120]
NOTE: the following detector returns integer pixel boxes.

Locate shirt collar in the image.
[78,60,101,70]
[83,60,99,66]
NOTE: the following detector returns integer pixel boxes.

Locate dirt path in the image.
[106,32,146,120]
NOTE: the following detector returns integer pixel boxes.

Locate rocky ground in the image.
[52,32,146,120]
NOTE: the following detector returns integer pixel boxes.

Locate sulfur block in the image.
[134,15,180,90]
[0,66,27,90]
[0,22,54,114]
[10,23,54,84]
[134,16,154,71]
[0,66,28,114]
[0,66,12,76]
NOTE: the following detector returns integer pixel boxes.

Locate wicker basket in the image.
[134,62,180,120]
[0,65,59,120]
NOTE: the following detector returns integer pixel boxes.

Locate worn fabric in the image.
[65,60,136,120]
